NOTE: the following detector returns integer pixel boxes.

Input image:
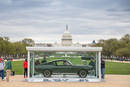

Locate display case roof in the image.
[26,46,102,52]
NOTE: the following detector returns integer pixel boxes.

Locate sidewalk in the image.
[0,75,130,87]
[105,60,130,63]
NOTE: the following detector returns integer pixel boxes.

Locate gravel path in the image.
[0,75,130,87]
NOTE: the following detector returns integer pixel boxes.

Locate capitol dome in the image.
[61,25,72,46]
[62,29,72,40]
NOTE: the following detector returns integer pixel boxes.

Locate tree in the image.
[115,48,130,57]
[95,38,119,56]
[120,34,130,44]
[13,42,27,58]
[0,37,10,56]
[22,38,34,46]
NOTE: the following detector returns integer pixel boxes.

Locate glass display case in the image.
[26,47,102,82]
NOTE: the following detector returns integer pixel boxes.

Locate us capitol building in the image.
[34,26,92,47]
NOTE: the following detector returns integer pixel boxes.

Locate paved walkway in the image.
[0,75,130,87]
[105,60,130,63]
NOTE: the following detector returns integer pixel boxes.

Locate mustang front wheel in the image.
[78,70,87,78]
[43,70,52,77]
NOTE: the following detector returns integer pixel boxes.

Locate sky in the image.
[0,0,130,43]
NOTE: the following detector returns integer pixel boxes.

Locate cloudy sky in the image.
[0,0,130,43]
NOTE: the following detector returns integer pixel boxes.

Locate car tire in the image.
[43,70,52,77]
[78,70,87,78]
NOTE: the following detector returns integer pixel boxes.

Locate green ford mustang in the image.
[35,59,93,78]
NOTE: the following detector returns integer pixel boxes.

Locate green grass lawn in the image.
[11,61,24,75]
[105,62,130,75]
[9,58,130,75]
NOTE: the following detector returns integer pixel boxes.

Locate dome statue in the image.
[61,25,72,46]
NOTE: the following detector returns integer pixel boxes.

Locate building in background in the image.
[34,26,88,47]
[61,25,72,46]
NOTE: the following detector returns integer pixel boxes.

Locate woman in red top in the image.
[23,59,28,78]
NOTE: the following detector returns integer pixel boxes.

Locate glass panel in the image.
[29,52,34,77]
[30,51,99,79]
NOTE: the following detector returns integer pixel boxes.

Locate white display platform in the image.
[26,78,101,82]
[25,75,101,82]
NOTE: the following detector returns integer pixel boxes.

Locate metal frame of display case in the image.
[26,46,102,82]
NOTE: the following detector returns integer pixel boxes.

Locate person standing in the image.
[6,58,12,82]
[23,59,28,78]
[101,59,105,79]
[0,58,4,80]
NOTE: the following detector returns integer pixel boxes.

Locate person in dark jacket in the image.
[23,59,28,78]
[101,59,105,79]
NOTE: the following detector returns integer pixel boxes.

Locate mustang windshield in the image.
[55,60,72,66]
[65,61,72,65]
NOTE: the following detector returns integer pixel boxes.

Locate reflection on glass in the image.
[29,52,98,78]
